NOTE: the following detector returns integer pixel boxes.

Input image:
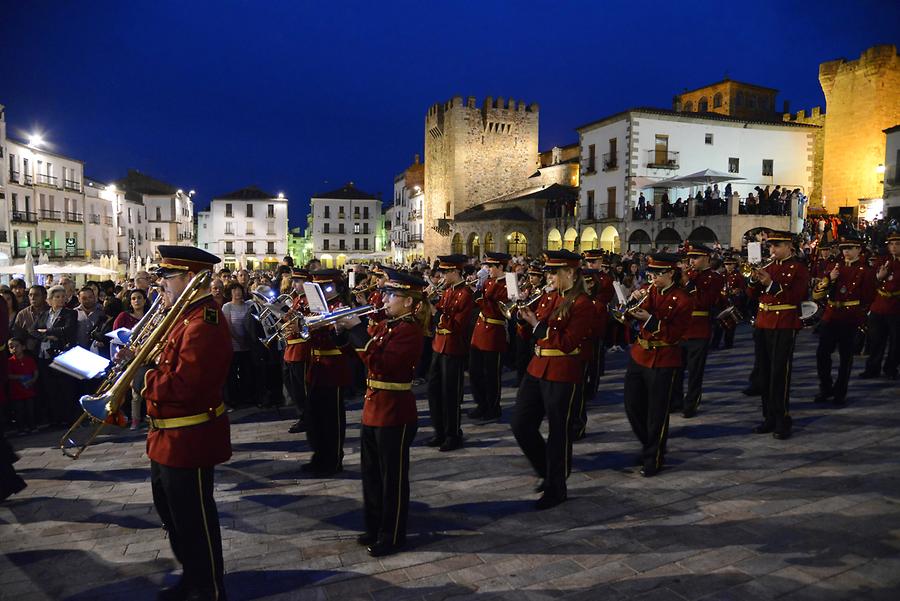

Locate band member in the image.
[468,252,510,421]
[360,265,389,326]
[284,268,310,434]
[861,233,900,380]
[674,243,724,418]
[513,250,593,509]
[427,255,474,451]
[583,250,615,385]
[339,269,432,557]
[135,246,232,601]
[711,256,745,350]
[812,232,877,404]
[515,263,545,383]
[810,241,833,284]
[622,253,691,477]
[747,231,810,439]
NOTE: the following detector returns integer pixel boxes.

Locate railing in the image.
[64,179,82,192]
[88,214,101,224]
[151,235,165,241]
[647,150,679,169]
[24,174,33,185]
[64,212,83,222]
[409,234,423,243]
[11,211,38,223]
[39,209,62,221]
[13,247,86,259]
[8,170,20,183]
[602,152,618,171]
[104,216,114,225]
[36,173,58,187]
[582,157,597,174]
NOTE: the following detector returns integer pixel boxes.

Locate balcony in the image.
[64,212,83,222]
[8,170,19,183]
[64,179,82,192]
[36,173,59,187]
[13,247,86,259]
[581,157,597,175]
[0,231,6,243]
[88,214,101,225]
[602,152,618,171]
[39,209,62,221]
[647,150,679,169]
[24,174,33,185]
[11,211,37,223]
[104,216,114,226]
[409,234,423,243]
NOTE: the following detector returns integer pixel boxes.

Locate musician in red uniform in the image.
[746,231,810,439]
[513,250,593,509]
[283,268,310,434]
[135,246,232,601]
[426,255,474,452]
[810,241,834,283]
[338,269,432,557]
[716,256,745,350]
[861,233,900,380]
[812,232,877,404]
[363,265,389,326]
[514,263,545,383]
[675,243,724,418]
[468,252,510,421]
[622,253,691,477]
[583,249,615,391]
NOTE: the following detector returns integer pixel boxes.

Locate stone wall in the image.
[783,107,826,207]
[819,45,900,212]
[424,96,539,257]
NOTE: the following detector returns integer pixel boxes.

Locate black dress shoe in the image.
[535,492,567,510]
[742,387,761,396]
[356,532,377,546]
[467,407,485,419]
[157,580,187,601]
[753,422,775,434]
[682,408,697,419]
[772,430,792,440]
[288,420,306,433]
[858,370,879,379]
[640,466,659,477]
[439,437,462,452]
[425,436,444,448]
[814,392,833,403]
[367,540,401,557]
[832,396,846,406]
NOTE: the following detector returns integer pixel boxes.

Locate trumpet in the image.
[353,281,378,295]
[425,279,446,302]
[499,288,546,319]
[264,305,378,346]
[610,289,650,324]
[740,259,775,280]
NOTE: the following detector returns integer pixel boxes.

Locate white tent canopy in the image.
[0,262,118,276]
[641,168,745,189]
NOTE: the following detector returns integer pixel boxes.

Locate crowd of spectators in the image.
[632,184,803,220]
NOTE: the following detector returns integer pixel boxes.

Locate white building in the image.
[577,108,817,250]
[388,169,425,263]
[202,186,289,271]
[882,124,900,220]
[119,189,150,260]
[115,169,194,255]
[83,177,120,259]
[310,182,383,268]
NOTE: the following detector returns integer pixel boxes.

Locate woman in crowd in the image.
[222,282,254,407]
[1,289,18,329]
[113,289,149,331]
[37,285,78,425]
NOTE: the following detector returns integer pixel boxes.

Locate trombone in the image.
[263,305,378,346]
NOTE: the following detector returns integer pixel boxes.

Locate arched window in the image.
[698,97,709,112]
[580,227,598,252]
[683,100,693,112]
[467,232,480,258]
[506,231,527,256]
[563,228,578,251]
[713,93,723,108]
[484,232,495,253]
[547,228,562,251]
[451,233,463,254]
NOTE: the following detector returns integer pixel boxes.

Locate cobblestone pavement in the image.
[1,327,899,600]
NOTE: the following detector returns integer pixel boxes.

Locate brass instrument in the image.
[610,288,650,324]
[499,288,545,319]
[353,281,378,295]
[264,304,378,346]
[60,270,213,459]
[740,259,775,281]
[425,279,446,303]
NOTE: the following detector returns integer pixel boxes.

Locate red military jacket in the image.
[811,257,832,281]
[725,271,746,296]
[683,267,724,339]
[351,314,422,427]
[588,271,615,340]
[143,293,232,468]
[471,276,509,352]
[630,284,691,368]
[748,257,810,330]
[871,256,900,316]
[528,288,593,383]
[432,281,474,356]
[306,298,353,387]
[367,289,387,326]
[283,295,310,363]
[816,257,877,326]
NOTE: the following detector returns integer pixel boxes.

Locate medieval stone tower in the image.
[819,45,900,212]
[423,96,539,257]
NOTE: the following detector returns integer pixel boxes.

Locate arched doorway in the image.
[580,227,598,252]
[655,227,682,250]
[687,226,717,244]
[628,229,652,251]
[451,233,463,254]
[336,254,347,269]
[507,231,527,255]
[599,226,619,252]
[563,228,578,251]
[547,228,562,251]
[319,253,334,268]
[484,232,495,253]
[467,233,480,258]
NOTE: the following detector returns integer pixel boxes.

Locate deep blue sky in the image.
[2,0,898,226]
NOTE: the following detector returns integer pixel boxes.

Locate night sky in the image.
[2,0,898,227]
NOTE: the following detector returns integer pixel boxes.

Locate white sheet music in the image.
[50,346,110,380]
[348,270,356,289]
[505,272,520,300]
[303,282,330,314]
[613,281,629,305]
[747,242,763,264]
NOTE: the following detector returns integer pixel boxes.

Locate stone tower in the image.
[423,96,539,257]
[819,45,900,212]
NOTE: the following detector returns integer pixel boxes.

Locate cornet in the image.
[610,289,650,324]
[499,287,546,319]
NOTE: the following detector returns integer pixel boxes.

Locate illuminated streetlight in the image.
[28,134,44,148]
[876,164,886,174]
[278,192,285,199]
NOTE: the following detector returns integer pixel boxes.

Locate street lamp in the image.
[28,134,44,148]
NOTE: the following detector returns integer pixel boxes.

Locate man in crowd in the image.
[75,286,106,350]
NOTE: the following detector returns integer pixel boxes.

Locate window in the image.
[363,223,369,234]
[698,97,708,112]
[156,207,162,221]
[225,241,234,254]
[246,242,254,254]
[705,134,714,145]
[267,222,275,235]
[363,238,369,250]
[713,93,723,108]
[736,91,744,106]
[586,190,595,220]
[246,204,253,218]
[323,223,330,234]
[606,187,617,219]
[323,239,330,250]
[155,227,162,240]
[267,204,274,218]
[354,223,360,234]
[339,239,345,250]
[245,222,254,235]
[354,238,360,250]
[587,144,596,172]
[762,159,774,176]
[225,221,234,234]
[338,223,345,234]
[354,207,360,218]
[748,95,757,109]
[728,158,740,173]
[339,207,345,218]
[683,100,693,112]
[267,241,275,254]
[324,205,330,218]
[363,207,369,219]
[225,203,233,217]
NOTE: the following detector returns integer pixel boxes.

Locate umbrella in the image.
[24,251,35,287]
[652,168,745,189]
[39,252,49,264]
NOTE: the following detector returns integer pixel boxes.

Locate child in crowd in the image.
[8,338,38,434]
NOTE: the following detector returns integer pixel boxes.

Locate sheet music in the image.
[613,281,628,305]
[348,270,356,289]
[303,282,330,314]
[50,346,111,380]
[505,273,520,300]
[747,242,762,264]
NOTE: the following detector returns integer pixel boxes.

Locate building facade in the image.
[389,155,425,263]
[883,124,900,220]
[83,178,120,259]
[310,182,383,268]
[577,108,816,251]
[201,186,288,271]
[674,79,781,121]
[115,169,194,256]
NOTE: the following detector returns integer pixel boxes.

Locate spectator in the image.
[113,289,148,330]
[75,286,106,350]
[90,297,123,358]
[10,279,27,311]
[13,285,49,357]
[1,290,18,329]
[38,285,78,425]
[210,279,226,308]
[7,338,38,434]
[222,283,254,407]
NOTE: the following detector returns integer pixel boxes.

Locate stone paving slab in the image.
[1,327,899,600]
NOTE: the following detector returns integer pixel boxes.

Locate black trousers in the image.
[512,374,578,498]
[755,328,797,432]
[285,361,307,419]
[427,353,464,440]
[674,338,711,413]
[816,321,857,399]
[623,362,677,471]
[711,321,737,349]
[360,423,417,545]
[225,350,253,406]
[150,461,225,599]
[584,338,603,402]
[469,347,502,415]
[865,312,899,376]
[514,337,531,385]
[305,385,345,471]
